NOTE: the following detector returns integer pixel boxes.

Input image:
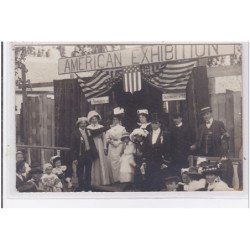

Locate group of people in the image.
[16,106,238,192]
[16,152,72,192]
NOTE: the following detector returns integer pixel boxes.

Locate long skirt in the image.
[108,143,123,182]
[91,136,114,186]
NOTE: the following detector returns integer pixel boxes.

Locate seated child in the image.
[51,155,72,191]
[41,163,63,192]
[119,132,136,183]
[178,168,191,191]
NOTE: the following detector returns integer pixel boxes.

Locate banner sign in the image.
[90,96,109,105]
[58,44,237,74]
[162,93,186,101]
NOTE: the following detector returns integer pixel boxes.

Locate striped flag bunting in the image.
[78,60,196,101]
[123,65,142,94]
[142,60,196,92]
[77,70,122,101]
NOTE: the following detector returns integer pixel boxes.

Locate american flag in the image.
[123,65,142,94]
[142,60,196,92]
[77,70,122,101]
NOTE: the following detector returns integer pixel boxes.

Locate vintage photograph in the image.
[14,43,244,193]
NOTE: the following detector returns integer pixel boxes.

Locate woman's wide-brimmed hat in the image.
[76,117,88,126]
[50,155,61,165]
[181,168,189,175]
[137,109,149,116]
[87,110,101,122]
[201,162,222,176]
[113,107,124,116]
[130,128,148,141]
[121,131,131,141]
[16,150,24,155]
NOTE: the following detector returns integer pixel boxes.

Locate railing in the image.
[16,144,70,165]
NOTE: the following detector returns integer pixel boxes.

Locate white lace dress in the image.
[106,124,126,182]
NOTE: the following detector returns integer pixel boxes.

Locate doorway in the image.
[112,80,163,131]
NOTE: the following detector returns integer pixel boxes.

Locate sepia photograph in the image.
[12,43,245,194]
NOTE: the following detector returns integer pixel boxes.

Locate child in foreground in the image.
[41,163,63,192]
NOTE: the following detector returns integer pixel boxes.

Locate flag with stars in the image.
[123,65,142,94]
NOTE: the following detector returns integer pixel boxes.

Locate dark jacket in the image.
[145,129,169,163]
[169,123,192,163]
[16,175,27,191]
[71,126,109,161]
[196,120,228,157]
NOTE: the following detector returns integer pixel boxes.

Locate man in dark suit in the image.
[169,113,193,176]
[71,117,110,192]
[191,107,229,157]
[144,114,169,191]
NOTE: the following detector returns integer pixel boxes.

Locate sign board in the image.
[162,93,186,101]
[58,44,238,74]
[90,96,109,105]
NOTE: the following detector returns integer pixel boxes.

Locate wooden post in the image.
[21,65,28,144]
[27,148,31,165]
[41,149,45,166]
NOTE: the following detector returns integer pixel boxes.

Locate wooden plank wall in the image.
[209,90,242,157]
[24,94,55,164]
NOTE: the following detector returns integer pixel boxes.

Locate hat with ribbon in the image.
[87,110,101,122]
[50,155,61,165]
[200,106,212,115]
[137,109,149,116]
[121,131,131,141]
[76,117,88,126]
[201,162,222,176]
[113,107,125,116]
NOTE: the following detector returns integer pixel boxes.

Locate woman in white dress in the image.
[106,108,126,182]
[119,132,136,183]
[87,111,113,186]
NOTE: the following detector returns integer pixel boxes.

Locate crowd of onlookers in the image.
[16,106,241,193]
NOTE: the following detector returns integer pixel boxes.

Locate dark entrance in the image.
[112,79,163,131]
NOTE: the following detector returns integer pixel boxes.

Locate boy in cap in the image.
[164,176,181,191]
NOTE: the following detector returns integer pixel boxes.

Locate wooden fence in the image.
[210,90,242,157]
[19,94,55,164]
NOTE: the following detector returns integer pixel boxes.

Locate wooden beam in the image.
[207,65,242,78]
[16,144,70,151]
[29,82,53,88]
[15,90,54,95]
